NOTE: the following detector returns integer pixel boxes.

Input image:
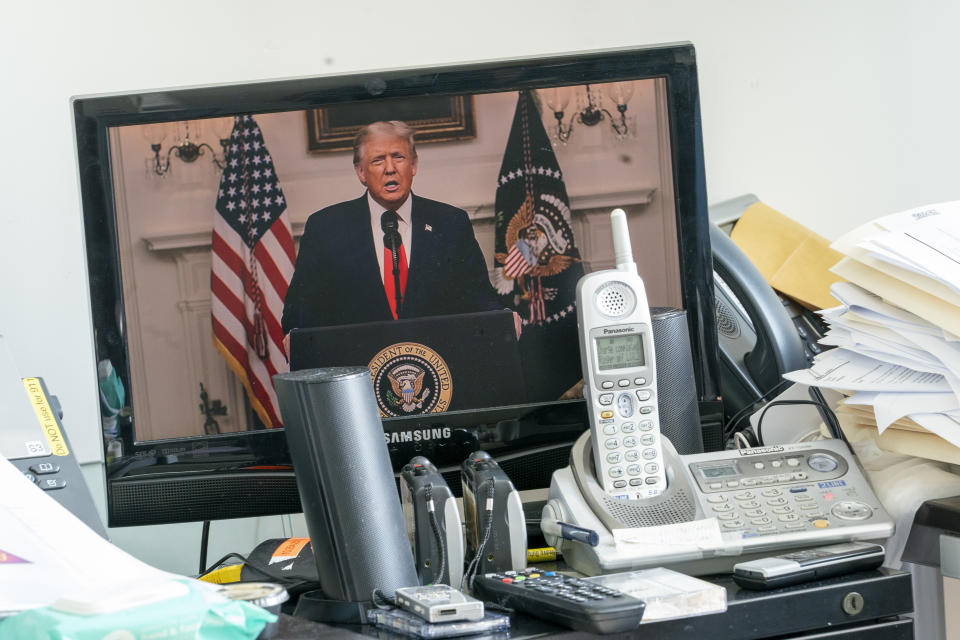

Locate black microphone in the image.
[381,210,401,251]
[380,210,403,315]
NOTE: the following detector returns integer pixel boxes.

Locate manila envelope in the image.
[730,202,845,310]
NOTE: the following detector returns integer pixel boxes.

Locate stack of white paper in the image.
[783,201,960,459]
[0,452,192,618]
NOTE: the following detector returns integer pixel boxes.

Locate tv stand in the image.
[271,567,913,638]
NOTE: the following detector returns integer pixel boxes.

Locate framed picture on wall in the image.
[306,95,476,152]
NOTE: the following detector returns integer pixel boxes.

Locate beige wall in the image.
[7,0,960,579]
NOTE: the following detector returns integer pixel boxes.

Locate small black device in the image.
[471,567,646,634]
[732,541,885,590]
[394,585,484,623]
[460,451,526,579]
[1,337,106,538]
[400,456,465,587]
[272,367,418,624]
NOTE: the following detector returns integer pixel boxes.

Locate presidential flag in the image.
[494,90,585,400]
[211,115,295,428]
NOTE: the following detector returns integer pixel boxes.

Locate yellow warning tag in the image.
[526,547,558,563]
[22,378,69,456]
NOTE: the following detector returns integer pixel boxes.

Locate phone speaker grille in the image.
[714,298,742,339]
[595,282,636,318]
[599,488,697,527]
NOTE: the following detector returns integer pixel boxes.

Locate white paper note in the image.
[784,348,951,392]
[821,328,945,374]
[0,453,189,616]
[863,202,960,296]
[612,518,725,553]
[891,327,960,382]
[907,412,960,448]
[845,391,960,431]
[829,282,938,333]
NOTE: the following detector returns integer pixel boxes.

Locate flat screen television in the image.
[74,42,721,527]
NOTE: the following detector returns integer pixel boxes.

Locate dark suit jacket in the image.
[281,194,501,332]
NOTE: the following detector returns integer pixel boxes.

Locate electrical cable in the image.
[755,399,830,447]
[461,480,494,592]
[199,520,211,576]
[469,481,495,590]
[424,484,447,585]
[723,378,792,441]
[808,385,845,443]
[733,431,753,450]
[199,551,319,589]
[795,428,824,442]
[371,588,397,610]
[724,377,791,437]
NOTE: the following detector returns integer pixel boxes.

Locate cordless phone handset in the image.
[576,208,667,500]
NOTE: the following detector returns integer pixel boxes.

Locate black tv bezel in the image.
[74,42,720,527]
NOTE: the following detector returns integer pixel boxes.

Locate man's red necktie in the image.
[383,244,408,320]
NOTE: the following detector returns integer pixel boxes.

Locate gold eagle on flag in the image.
[495,194,580,286]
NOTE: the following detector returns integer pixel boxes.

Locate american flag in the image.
[493,89,585,400]
[502,240,536,278]
[211,115,295,428]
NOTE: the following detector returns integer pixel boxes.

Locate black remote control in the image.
[733,542,885,590]
[471,567,646,634]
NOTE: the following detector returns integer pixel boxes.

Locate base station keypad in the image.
[688,448,882,537]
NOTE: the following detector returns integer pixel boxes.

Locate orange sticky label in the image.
[272,537,310,560]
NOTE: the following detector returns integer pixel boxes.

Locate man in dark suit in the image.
[282,121,511,336]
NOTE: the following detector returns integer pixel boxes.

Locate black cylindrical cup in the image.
[273,367,418,605]
[651,308,704,455]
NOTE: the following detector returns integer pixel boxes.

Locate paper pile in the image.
[0,452,194,618]
[783,201,960,463]
[0,447,275,638]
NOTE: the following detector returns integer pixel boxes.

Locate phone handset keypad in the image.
[592,377,663,495]
[582,314,667,499]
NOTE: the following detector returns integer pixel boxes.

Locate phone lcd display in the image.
[595,334,645,371]
[701,465,738,478]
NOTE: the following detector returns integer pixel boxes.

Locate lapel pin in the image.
[424,224,433,232]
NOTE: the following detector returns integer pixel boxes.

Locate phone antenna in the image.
[611,208,636,273]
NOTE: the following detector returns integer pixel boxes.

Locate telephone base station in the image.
[544,432,894,576]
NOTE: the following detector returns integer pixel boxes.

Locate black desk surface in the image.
[272,568,913,639]
[903,495,960,567]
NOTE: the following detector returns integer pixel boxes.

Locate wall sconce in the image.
[540,83,635,144]
[142,118,233,177]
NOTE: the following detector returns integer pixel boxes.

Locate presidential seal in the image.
[368,342,453,417]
